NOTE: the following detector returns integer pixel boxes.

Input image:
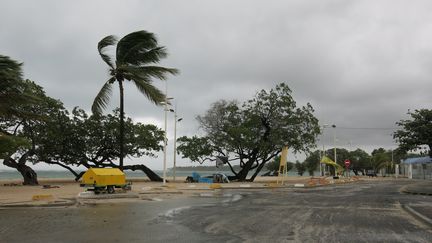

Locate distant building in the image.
[401,156,432,180]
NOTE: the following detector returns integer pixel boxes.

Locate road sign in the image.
[344,159,351,167]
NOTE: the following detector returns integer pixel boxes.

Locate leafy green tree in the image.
[295,161,306,176]
[265,155,294,175]
[304,150,321,176]
[349,148,371,175]
[1,80,63,185]
[325,148,350,166]
[370,148,391,173]
[92,30,179,170]
[177,83,320,181]
[0,55,39,157]
[394,109,432,157]
[50,108,166,181]
[0,55,36,117]
[176,136,214,163]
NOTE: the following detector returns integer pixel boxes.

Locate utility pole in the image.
[173,104,182,182]
[332,124,337,176]
[162,83,168,185]
[162,83,173,185]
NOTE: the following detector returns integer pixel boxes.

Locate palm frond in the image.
[132,78,165,105]
[126,46,170,66]
[98,35,118,69]
[91,78,114,115]
[116,30,158,64]
[120,65,179,81]
[0,55,23,81]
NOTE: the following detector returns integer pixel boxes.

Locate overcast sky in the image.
[1,0,432,170]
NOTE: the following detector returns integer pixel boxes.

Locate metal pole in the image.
[334,133,337,176]
[391,149,394,176]
[163,83,168,185]
[319,148,322,177]
[322,144,325,176]
[173,104,177,182]
[321,124,329,176]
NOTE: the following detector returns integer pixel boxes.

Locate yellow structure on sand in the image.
[80,168,128,194]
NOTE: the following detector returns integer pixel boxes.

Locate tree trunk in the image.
[3,157,39,185]
[123,164,163,182]
[44,160,82,181]
[119,80,125,170]
[74,171,85,181]
[17,164,38,185]
[236,160,255,181]
[249,161,267,182]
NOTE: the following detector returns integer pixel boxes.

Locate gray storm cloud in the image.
[1,0,431,169]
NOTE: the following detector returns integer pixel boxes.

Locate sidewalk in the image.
[0,176,357,208]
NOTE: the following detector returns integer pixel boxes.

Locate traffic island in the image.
[400,181,432,196]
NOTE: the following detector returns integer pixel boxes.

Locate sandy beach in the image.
[0,176,316,206]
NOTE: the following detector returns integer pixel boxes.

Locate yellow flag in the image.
[320,156,335,164]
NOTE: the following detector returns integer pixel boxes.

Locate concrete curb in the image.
[77,193,139,199]
[0,198,76,208]
[402,204,432,227]
[400,185,432,196]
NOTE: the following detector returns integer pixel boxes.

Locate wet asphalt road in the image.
[1,180,432,242]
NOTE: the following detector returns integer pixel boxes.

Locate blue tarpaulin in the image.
[402,156,432,164]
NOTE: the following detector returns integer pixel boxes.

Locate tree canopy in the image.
[39,108,166,181]
[1,79,62,184]
[92,30,178,169]
[0,55,39,158]
[177,83,320,181]
[394,109,432,157]
[303,150,321,176]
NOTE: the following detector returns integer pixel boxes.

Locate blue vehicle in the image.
[185,172,230,183]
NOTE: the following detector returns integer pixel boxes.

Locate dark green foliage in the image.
[176,136,214,163]
[92,30,179,112]
[265,155,294,173]
[394,109,432,157]
[0,55,26,117]
[304,150,321,176]
[177,83,320,181]
[67,108,165,167]
[349,148,371,175]
[295,161,306,176]
[0,134,28,159]
[325,148,350,166]
[92,30,178,169]
[0,55,41,157]
[1,79,62,184]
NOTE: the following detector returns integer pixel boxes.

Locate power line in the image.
[334,126,399,131]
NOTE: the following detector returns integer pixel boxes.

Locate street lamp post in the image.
[332,124,337,176]
[162,98,168,185]
[321,124,336,176]
[162,83,173,185]
[173,104,182,182]
[320,124,329,177]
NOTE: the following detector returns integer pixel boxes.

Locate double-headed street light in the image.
[321,124,337,176]
[162,86,174,185]
[173,105,182,182]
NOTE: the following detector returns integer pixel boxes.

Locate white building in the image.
[401,157,432,180]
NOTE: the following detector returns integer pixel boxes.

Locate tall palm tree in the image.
[92,30,179,170]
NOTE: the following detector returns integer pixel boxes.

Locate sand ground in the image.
[0,176,317,205]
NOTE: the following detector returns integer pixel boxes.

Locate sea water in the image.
[0,169,299,180]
